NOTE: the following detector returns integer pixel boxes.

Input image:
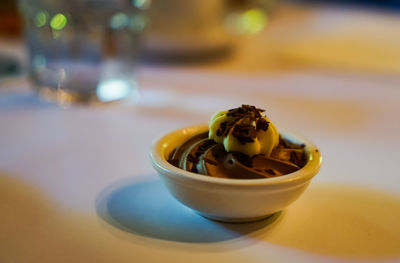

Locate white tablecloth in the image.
[1,4,400,263]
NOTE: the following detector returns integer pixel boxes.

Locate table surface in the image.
[1,4,400,263]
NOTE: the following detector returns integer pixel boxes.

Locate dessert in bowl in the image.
[149,105,322,222]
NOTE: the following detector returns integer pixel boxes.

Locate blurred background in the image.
[1,1,400,262]
[1,0,400,84]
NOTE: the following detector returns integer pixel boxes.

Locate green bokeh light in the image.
[50,13,67,30]
[110,13,129,29]
[129,14,146,32]
[34,11,47,27]
[132,0,151,10]
[240,9,267,34]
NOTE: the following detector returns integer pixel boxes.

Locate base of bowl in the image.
[196,212,276,223]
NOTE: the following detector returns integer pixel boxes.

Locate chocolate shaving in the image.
[227,105,264,119]
[265,169,276,175]
[187,154,198,163]
[290,151,302,166]
[256,118,269,131]
[219,105,271,145]
[169,159,179,167]
[168,148,177,160]
[191,140,217,163]
[216,121,228,137]
[211,144,225,160]
[167,148,180,167]
[203,158,217,165]
[198,140,216,150]
[233,152,253,167]
[232,124,257,144]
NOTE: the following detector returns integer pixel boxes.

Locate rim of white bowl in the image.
[149,124,322,187]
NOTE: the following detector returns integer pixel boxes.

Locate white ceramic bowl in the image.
[149,124,322,223]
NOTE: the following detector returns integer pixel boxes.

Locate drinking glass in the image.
[19,0,150,104]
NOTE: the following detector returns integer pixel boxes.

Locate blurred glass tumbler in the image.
[19,0,150,103]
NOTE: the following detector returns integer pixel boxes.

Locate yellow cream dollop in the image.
[208,106,279,157]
